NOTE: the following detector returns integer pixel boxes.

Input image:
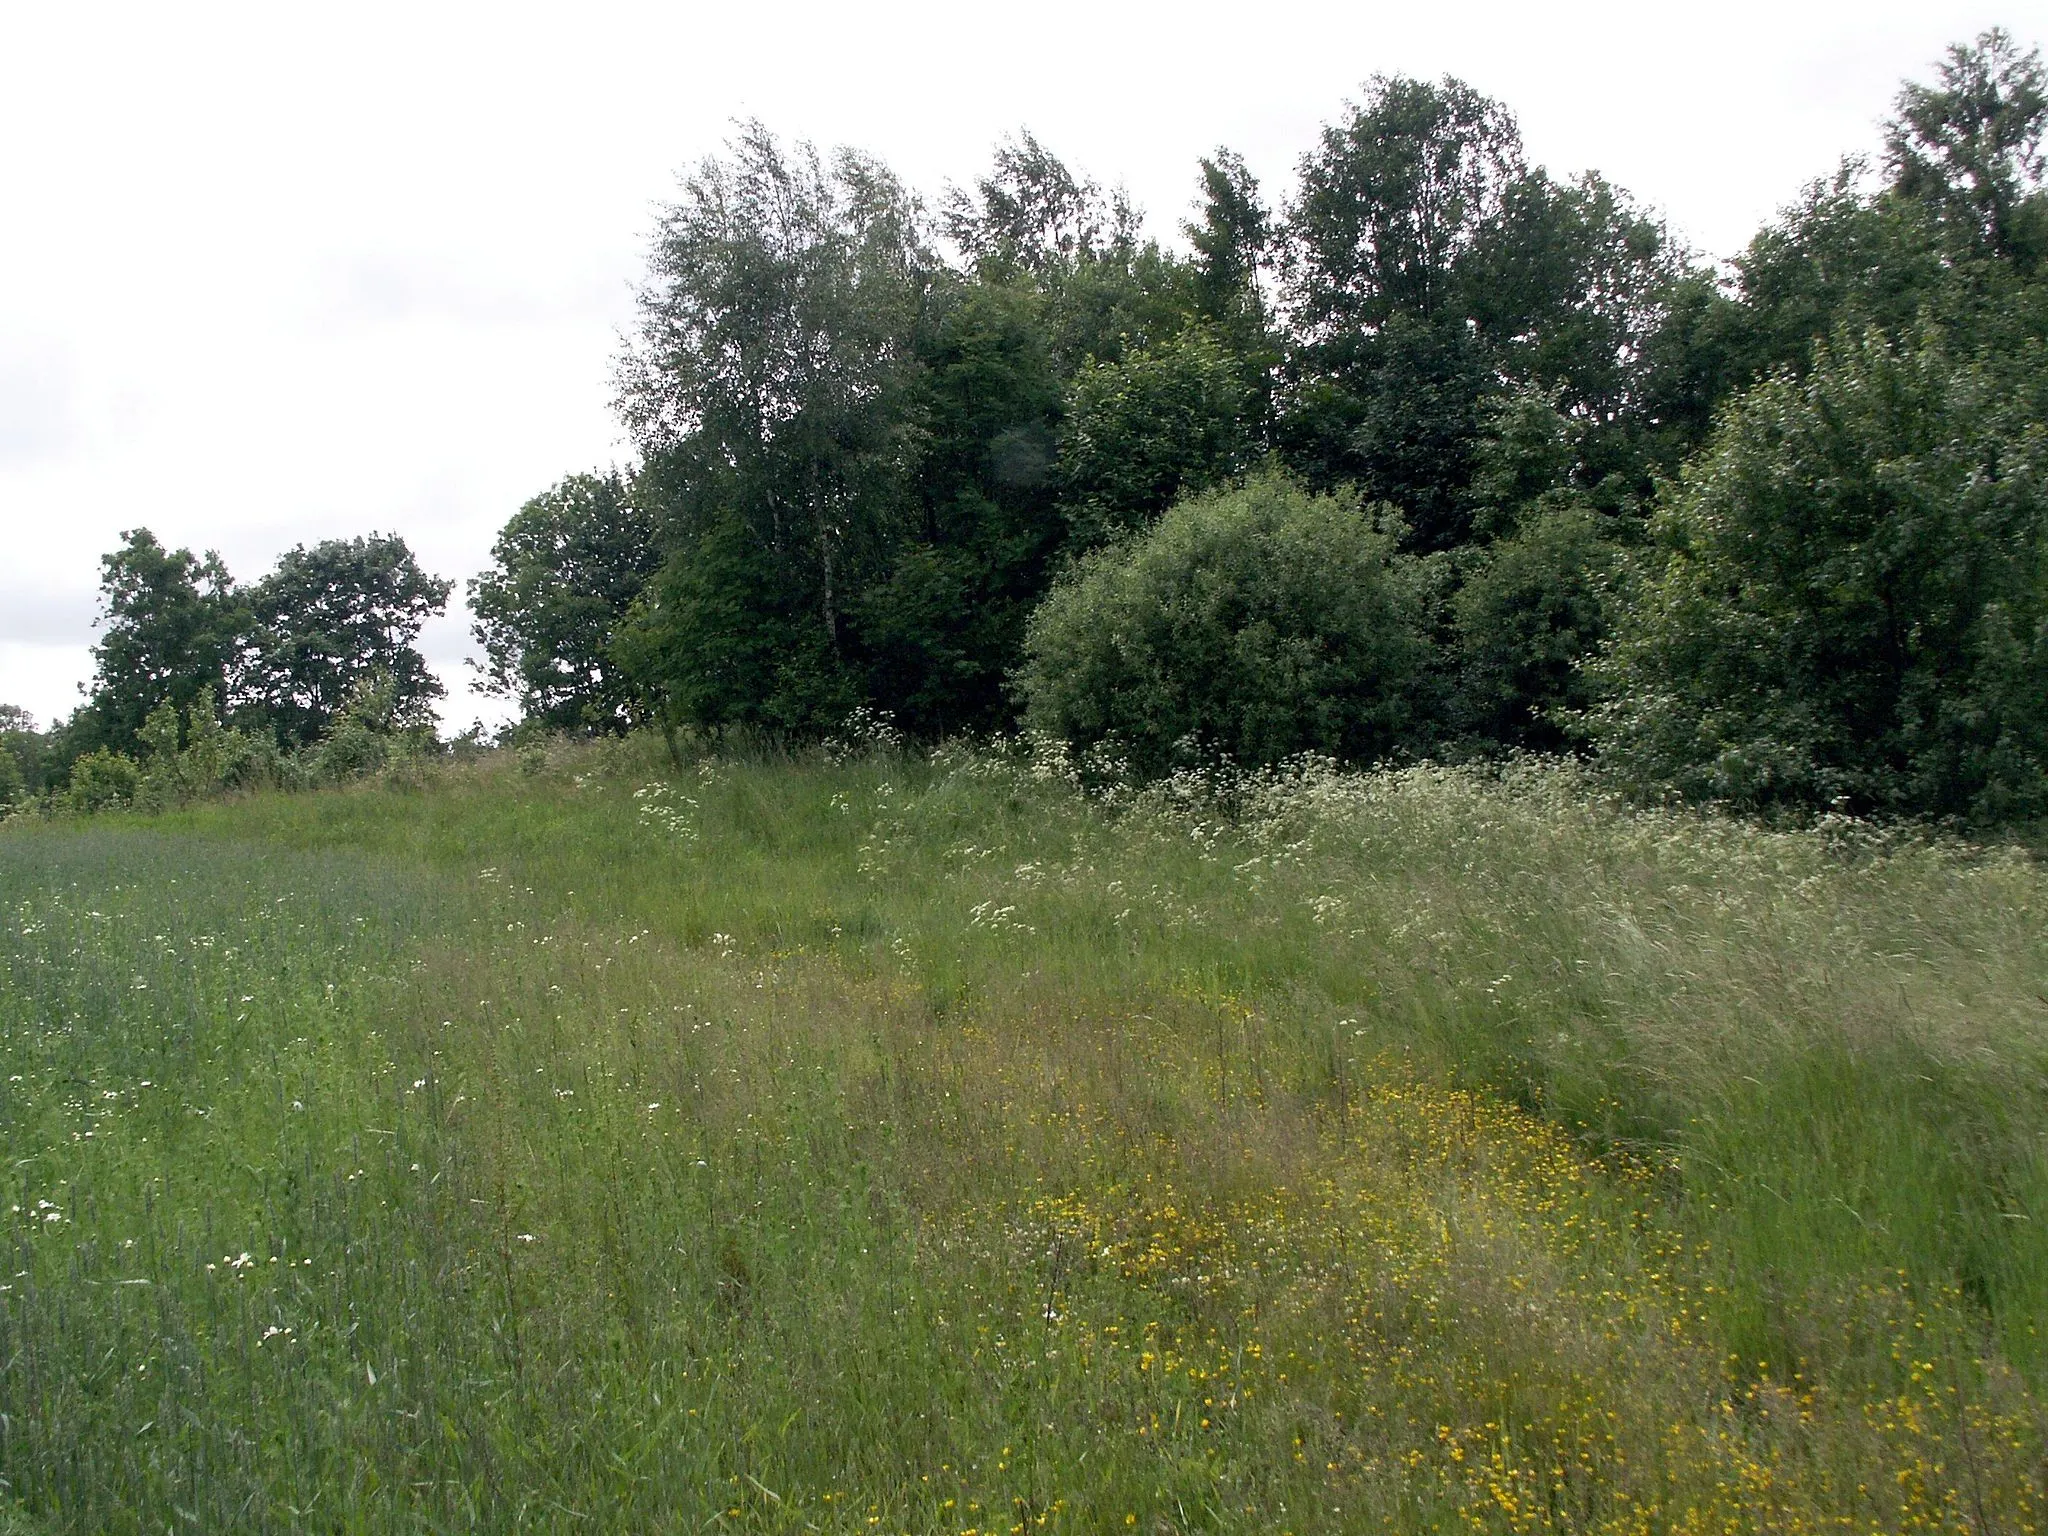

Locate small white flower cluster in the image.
[634,783,700,844]
[820,706,904,762]
[968,900,1034,935]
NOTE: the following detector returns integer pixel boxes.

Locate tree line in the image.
[6,30,2044,825]
[0,531,453,810]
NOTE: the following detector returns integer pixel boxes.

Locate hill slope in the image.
[2,743,2044,1532]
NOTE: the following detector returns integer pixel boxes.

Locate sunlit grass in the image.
[2,740,2043,1531]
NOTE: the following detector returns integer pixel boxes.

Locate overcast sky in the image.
[1,0,2036,732]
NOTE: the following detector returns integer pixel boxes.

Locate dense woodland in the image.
[6,30,2046,824]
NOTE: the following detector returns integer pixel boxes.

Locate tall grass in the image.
[1,740,2042,1531]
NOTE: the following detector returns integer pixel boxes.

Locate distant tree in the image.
[1184,149,1280,442]
[79,529,246,756]
[941,130,1133,277]
[1186,149,1273,331]
[1278,77,1688,544]
[0,732,22,810]
[243,534,452,747]
[615,122,929,737]
[1887,28,2047,262]
[1730,168,1952,380]
[470,471,662,733]
[1020,472,1438,776]
[1589,326,2048,822]
[946,133,1199,376]
[1286,75,1525,331]
[1459,171,1691,495]
[0,705,38,801]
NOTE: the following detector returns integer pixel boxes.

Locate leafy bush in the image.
[1019,472,1437,775]
[1589,327,2048,821]
[1058,326,1253,550]
[65,750,141,814]
[129,688,275,810]
[1452,502,1617,749]
[309,675,435,786]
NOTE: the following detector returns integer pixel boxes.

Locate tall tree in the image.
[1732,167,1952,381]
[1286,75,1525,334]
[857,278,1066,735]
[1459,171,1687,488]
[243,534,452,747]
[1186,149,1272,331]
[940,131,1132,277]
[1887,28,2048,262]
[470,471,662,733]
[80,529,245,755]
[615,122,929,736]
[1278,77,1527,547]
[0,706,38,809]
[1185,149,1279,442]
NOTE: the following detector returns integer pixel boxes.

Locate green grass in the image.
[2,739,2044,1532]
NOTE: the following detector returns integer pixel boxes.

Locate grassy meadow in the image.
[2,738,2045,1532]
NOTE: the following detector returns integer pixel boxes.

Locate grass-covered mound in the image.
[2,741,2043,1532]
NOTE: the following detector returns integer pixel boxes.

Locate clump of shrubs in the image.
[1586,329,2048,823]
[0,676,448,822]
[1018,472,1439,777]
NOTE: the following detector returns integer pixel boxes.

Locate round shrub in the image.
[1019,472,1436,775]
[65,749,140,813]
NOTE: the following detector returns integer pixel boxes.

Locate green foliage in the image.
[1589,326,2048,821]
[63,748,140,813]
[132,686,273,808]
[1453,502,1617,750]
[1279,79,1695,544]
[1185,149,1272,337]
[243,534,453,748]
[1286,74,1525,330]
[1461,171,1684,432]
[858,280,1066,736]
[1731,171,1953,380]
[0,707,49,807]
[0,743,22,815]
[308,675,437,786]
[616,123,929,739]
[1020,473,1436,774]
[79,529,244,757]
[940,129,1132,277]
[616,507,860,742]
[1058,325,1254,549]
[1886,28,2047,262]
[469,471,662,733]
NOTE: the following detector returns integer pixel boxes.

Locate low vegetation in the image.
[3,739,2042,1530]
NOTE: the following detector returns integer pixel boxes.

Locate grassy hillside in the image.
[2,740,2044,1532]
